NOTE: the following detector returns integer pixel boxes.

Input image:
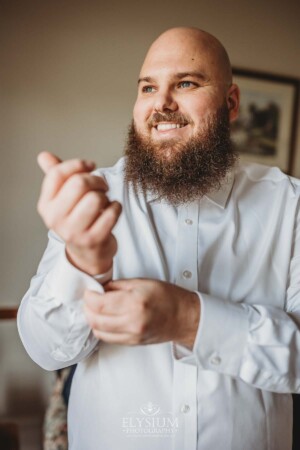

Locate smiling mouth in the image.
[155,123,187,131]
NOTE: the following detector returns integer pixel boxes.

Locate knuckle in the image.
[73,158,87,170]
[85,191,103,209]
[72,158,84,168]
[62,158,86,173]
[69,174,88,191]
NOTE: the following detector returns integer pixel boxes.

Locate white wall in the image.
[1,0,299,445]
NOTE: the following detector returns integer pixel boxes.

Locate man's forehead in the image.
[139,27,232,85]
[139,49,218,82]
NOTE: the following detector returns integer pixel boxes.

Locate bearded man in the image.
[18,27,300,450]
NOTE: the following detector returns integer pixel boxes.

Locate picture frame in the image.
[231,68,299,174]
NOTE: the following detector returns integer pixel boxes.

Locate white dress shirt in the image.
[18,157,300,450]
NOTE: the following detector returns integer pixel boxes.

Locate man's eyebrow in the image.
[176,71,208,81]
[137,72,208,85]
[138,76,155,85]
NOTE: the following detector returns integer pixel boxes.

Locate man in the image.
[18,27,300,450]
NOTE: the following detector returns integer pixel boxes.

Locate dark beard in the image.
[124,105,237,205]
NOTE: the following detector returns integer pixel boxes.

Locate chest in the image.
[113,195,296,309]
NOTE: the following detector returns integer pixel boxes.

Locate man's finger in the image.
[37,151,62,174]
[50,175,110,221]
[39,157,100,203]
[89,201,122,240]
[91,329,132,344]
[104,278,141,292]
[84,289,129,315]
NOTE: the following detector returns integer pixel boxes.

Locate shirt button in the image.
[182,270,192,279]
[185,219,193,225]
[210,355,222,365]
[180,404,190,414]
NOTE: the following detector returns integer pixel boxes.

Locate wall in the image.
[1,0,299,447]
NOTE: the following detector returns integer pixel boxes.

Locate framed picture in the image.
[231,68,299,174]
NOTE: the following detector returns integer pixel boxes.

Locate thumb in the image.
[37,151,62,174]
[104,278,137,292]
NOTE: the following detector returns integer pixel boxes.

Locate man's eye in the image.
[179,81,196,88]
[142,86,155,93]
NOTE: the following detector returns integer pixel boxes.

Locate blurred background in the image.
[1,0,299,448]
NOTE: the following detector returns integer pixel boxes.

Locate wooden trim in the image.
[232,67,300,175]
[0,308,18,320]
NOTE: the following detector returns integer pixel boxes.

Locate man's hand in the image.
[83,279,200,348]
[37,151,122,275]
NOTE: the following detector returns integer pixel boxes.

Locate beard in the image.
[124,104,237,206]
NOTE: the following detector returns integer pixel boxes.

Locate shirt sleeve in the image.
[17,230,104,371]
[193,206,300,394]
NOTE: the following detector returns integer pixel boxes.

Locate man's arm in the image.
[17,230,103,370]
[17,152,122,370]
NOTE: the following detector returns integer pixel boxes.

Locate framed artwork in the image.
[231,68,299,174]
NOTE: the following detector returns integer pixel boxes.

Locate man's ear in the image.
[226,84,240,123]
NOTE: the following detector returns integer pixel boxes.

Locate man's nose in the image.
[153,89,178,112]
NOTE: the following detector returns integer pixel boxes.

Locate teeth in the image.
[156,123,185,131]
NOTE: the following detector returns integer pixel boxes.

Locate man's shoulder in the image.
[93,157,126,180]
[235,162,300,196]
[92,157,138,203]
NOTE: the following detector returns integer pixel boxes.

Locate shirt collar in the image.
[145,171,235,209]
[204,171,235,209]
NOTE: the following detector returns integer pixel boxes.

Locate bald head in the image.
[141,27,232,86]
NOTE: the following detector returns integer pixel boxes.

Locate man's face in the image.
[133,35,230,158]
[125,29,239,205]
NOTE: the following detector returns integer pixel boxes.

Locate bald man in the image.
[18,28,300,450]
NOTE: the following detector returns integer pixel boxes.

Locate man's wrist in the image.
[65,246,113,276]
[175,291,201,348]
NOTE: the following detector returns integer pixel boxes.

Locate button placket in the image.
[175,203,199,291]
[173,361,198,450]
[182,270,192,279]
[210,354,222,366]
[181,404,190,414]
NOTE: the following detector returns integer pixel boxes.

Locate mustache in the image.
[147,111,192,127]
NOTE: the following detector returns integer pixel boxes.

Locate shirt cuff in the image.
[172,291,202,364]
[93,267,113,284]
[29,249,104,363]
[41,249,104,306]
[193,292,249,376]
